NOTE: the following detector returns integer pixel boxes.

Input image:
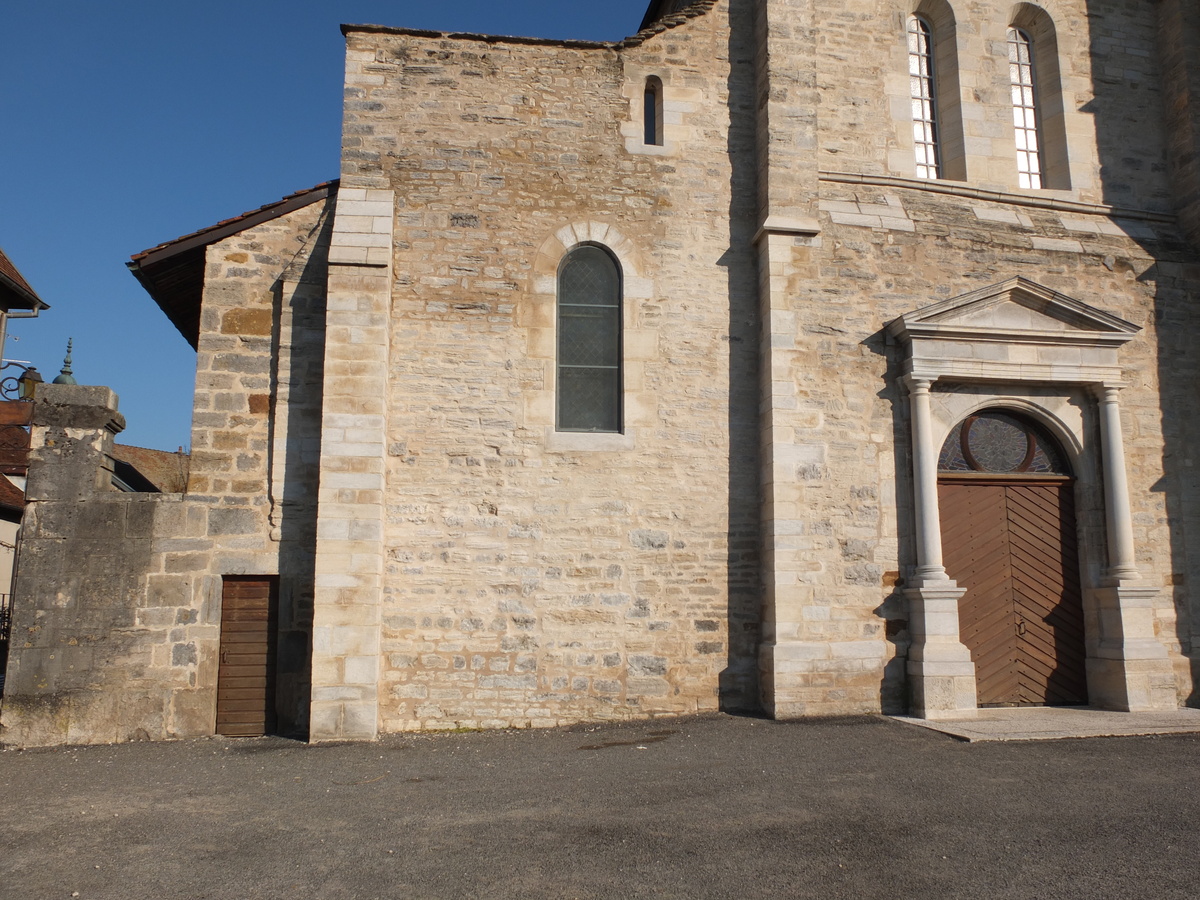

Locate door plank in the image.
[216,576,279,737]
[941,482,1018,706]
[939,478,1087,707]
[1006,482,1086,705]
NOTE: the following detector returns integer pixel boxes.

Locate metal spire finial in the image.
[52,338,77,385]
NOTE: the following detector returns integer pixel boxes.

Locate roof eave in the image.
[340,22,611,50]
[639,0,668,31]
[129,180,339,269]
[128,180,337,350]
[0,270,49,312]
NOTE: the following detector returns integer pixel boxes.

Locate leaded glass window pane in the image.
[557,246,622,432]
[968,414,1032,471]
[938,420,971,472]
[938,410,1069,475]
[1008,27,1043,190]
[908,16,941,180]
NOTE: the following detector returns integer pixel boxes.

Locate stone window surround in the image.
[887,0,1079,195]
[907,1,966,181]
[621,67,698,158]
[909,14,943,180]
[1010,2,1071,191]
[887,277,1178,718]
[644,75,665,147]
[526,222,658,452]
[556,244,623,435]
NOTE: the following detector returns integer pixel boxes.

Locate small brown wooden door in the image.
[217,576,279,736]
[940,478,1087,706]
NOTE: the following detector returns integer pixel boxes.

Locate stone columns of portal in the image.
[900,375,978,719]
[906,376,948,582]
[1095,385,1139,582]
[1087,384,1178,711]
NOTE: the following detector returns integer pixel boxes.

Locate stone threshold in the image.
[891,706,1200,743]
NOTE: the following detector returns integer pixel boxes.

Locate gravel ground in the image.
[2,714,1199,899]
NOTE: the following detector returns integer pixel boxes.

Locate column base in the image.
[906,660,979,719]
[903,580,978,719]
[1087,658,1180,712]
[1086,583,1178,711]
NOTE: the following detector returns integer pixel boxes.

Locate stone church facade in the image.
[4,0,1200,745]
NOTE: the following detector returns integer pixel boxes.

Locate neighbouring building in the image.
[0,247,48,693]
[0,247,49,368]
[4,0,1200,746]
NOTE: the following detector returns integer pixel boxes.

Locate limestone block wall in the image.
[189,196,333,729]
[1157,0,1200,247]
[309,188,396,741]
[337,2,762,730]
[0,387,214,746]
[841,0,1175,208]
[1081,0,1174,210]
[1,197,334,747]
[1150,0,1200,696]
[769,175,1197,711]
[754,0,1198,714]
[754,0,820,221]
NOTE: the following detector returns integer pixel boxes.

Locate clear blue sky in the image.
[1,1,651,451]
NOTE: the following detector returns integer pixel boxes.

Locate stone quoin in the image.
[3,0,1200,745]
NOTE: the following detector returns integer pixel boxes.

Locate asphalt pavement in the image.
[2,714,1198,899]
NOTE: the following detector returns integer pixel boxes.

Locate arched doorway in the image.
[937,409,1087,706]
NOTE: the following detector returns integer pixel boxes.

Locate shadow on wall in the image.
[1084,0,1200,706]
[266,208,335,736]
[871,328,916,715]
[717,0,763,714]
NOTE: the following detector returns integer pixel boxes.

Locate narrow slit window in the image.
[1008,27,1043,189]
[557,245,622,433]
[644,76,664,146]
[908,16,941,180]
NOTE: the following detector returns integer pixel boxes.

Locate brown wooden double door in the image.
[216,576,279,736]
[939,478,1087,706]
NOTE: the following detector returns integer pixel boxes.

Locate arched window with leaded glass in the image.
[557,245,622,433]
[908,15,942,180]
[902,1,965,181]
[1008,27,1044,189]
[1006,5,1070,190]
[938,409,1070,476]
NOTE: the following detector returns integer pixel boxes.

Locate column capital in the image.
[1089,382,1127,402]
[901,373,935,394]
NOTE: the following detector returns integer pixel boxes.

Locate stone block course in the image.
[10,0,1200,746]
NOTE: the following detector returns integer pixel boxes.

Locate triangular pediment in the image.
[887,277,1140,346]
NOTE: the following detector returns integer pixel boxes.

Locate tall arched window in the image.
[908,15,941,180]
[1008,4,1071,191]
[644,76,664,146]
[557,245,622,433]
[1008,27,1044,189]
